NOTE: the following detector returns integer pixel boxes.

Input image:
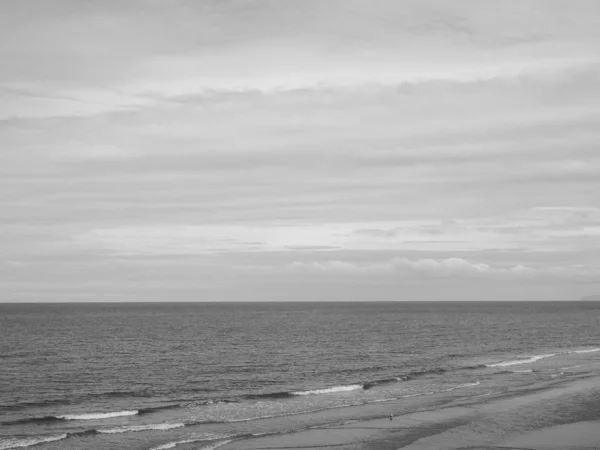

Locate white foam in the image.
[150,438,204,450]
[0,434,67,449]
[292,384,363,396]
[561,364,587,370]
[58,410,138,420]
[150,434,234,450]
[200,440,233,450]
[99,423,185,434]
[486,353,556,368]
[442,381,480,392]
[573,347,600,354]
[513,369,533,373]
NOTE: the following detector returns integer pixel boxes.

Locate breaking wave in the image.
[2,410,138,426]
[150,434,236,450]
[0,434,67,450]
[572,347,600,354]
[291,384,363,396]
[98,423,185,434]
[486,353,556,368]
[58,410,139,420]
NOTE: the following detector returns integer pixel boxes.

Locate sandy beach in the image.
[221,369,600,450]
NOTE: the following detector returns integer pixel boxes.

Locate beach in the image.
[221,359,600,450]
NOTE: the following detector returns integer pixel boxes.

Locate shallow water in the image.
[1,301,599,449]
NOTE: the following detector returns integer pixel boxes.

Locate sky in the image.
[1,0,599,302]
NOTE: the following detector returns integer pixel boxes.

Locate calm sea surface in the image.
[1,301,599,449]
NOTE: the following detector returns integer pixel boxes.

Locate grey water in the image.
[1,301,599,450]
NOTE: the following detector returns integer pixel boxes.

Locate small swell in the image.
[486,353,556,368]
[363,377,406,390]
[1,399,70,411]
[463,364,487,370]
[88,390,146,399]
[291,384,363,396]
[406,368,448,378]
[98,423,185,434]
[184,399,238,407]
[2,416,66,426]
[0,351,30,359]
[66,429,99,438]
[244,392,293,400]
[0,434,68,450]
[138,405,181,415]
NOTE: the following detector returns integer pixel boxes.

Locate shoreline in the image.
[219,373,600,450]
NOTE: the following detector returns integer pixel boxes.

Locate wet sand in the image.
[220,367,600,450]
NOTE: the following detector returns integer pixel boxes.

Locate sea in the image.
[1,301,599,450]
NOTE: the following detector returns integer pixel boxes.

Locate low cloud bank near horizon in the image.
[1,0,599,302]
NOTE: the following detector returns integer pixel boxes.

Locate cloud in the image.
[284,245,342,251]
[290,256,598,280]
[291,257,492,277]
[1,1,600,301]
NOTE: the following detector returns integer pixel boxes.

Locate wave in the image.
[183,399,239,407]
[442,381,480,393]
[403,368,449,379]
[291,384,363,396]
[561,364,588,370]
[66,429,99,438]
[200,441,234,450]
[85,390,149,399]
[244,392,293,400]
[362,377,406,389]
[2,410,139,426]
[0,434,67,450]
[0,399,70,412]
[98,422,185,434]
[2,416,66,426]
[463,364,487,370]
[138,405,181,415]
[58,410,139,420]
[151,438,208,450]
[572,347,600,354]
[150,434,236,450]
[486,353,556,368]
[0,351,30,359]
[244,384,366,400]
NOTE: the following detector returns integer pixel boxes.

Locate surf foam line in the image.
[0,434,68,450]
[572,347,600,354]
[2,410,137,426]
[57,410,139,420]
[98,423,185,434]
[291,384,363,396]
[149,434,238,450]
[485,353,556,368]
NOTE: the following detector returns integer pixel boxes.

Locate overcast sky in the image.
[1,0,599,302]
